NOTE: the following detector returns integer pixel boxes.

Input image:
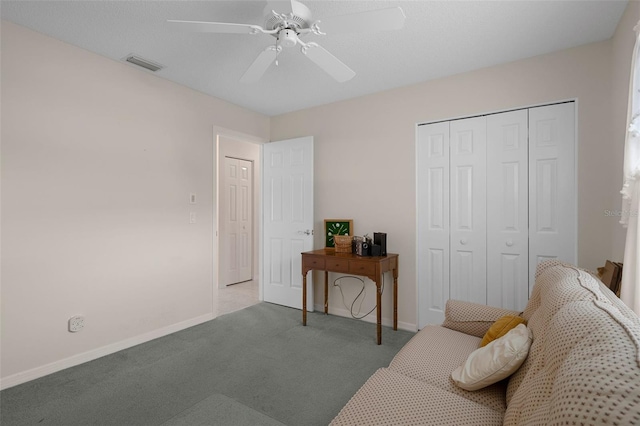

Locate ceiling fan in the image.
[168,1,406,83]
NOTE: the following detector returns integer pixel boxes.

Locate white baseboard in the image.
[0,312,215,390]
[312,303,416,332]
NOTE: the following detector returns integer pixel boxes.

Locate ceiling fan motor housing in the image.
[263,0,312,32]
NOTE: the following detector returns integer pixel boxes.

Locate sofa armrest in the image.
[441,299,522,338]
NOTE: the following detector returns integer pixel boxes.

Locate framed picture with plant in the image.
[324,219,353,247]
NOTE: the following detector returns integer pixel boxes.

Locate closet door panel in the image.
[450,117,487,305]
[417,122,450,327]
[529,103,576,289]
[487,110,529,311]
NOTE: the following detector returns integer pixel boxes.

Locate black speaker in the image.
[374,232,387,255]
[355,239,369,256]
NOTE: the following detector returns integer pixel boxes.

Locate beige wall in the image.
[272,36,623,331]
[0,21,269,387]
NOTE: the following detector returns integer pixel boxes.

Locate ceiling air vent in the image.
[124,55,164,72]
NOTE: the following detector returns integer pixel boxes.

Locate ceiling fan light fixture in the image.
[278,29,299,48]
[124,54,164,72]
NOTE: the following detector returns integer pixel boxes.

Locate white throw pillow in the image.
[451,323,533,391]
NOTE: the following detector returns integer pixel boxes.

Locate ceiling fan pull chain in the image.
[275,39,280,66]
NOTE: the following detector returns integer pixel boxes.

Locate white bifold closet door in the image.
[486,110,529,310]
[417,102,575,328]
[449,117,487,305]
[417,121,451,324]
[528,103,576,287]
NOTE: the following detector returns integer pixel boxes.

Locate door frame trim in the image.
[416,98,577,127]
[213,128,266,307]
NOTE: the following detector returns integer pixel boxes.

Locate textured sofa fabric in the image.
[388,325,507,413]
[329,368,504,426]
[330,261,640,425]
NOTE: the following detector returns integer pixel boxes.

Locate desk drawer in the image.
[349,261,376,276]
[325,258,349,273]
[303,256,325,269]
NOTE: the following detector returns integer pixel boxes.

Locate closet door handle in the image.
[460,239,468,245]
[506,240,514,247]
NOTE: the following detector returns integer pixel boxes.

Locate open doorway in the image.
[219,156,253,286]
[215,132,262,316]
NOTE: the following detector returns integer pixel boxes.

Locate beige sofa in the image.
[330,260,640,425]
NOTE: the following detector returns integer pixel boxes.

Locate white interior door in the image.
[487,110,529,311]
[449,117,487,305]
[528,102,576,288]
[262,136,314,309]
[220,157,253,286]
[417,121,450,327]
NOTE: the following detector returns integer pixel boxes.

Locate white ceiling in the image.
[1,0,628,116]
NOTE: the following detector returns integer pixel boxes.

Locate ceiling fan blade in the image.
[317,7,406,34]
[264,1,296,16]
[240,46,279,83]
[301,43,355,83]
[167,20,261,34]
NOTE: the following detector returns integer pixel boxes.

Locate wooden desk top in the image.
[302,248,398,260]
[302,249,398,280]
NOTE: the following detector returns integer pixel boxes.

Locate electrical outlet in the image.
[68,315,85,332]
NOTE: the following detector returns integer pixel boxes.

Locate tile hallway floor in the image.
[214,279,260,317]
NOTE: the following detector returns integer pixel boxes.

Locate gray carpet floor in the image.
[1,303,415,426]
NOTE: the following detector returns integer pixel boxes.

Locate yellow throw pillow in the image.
[480,315,527,347]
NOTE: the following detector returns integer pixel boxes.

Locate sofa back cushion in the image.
[503,261,640,425]
[506,261,592,403]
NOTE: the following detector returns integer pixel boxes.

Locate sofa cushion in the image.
[480,315,527,347]
[506,262,604,405]
[452,324,532,391]
[504,265,640,425]
[330,368,504,426]
[442,299,521,338]
[389,325,507,412]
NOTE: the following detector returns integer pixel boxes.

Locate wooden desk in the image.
[301,249,399,345]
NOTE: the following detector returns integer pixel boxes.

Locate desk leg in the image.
[376,278,382,345]
[324,271,329,314]
[393,266,398,331]
[302,272,307,326]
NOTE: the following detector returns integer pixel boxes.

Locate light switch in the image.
[190,193,197,204]
[189,212,197,224]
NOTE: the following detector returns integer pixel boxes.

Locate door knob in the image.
[506,240,514,247]
[460,239,468,245]
[298,229,313,235]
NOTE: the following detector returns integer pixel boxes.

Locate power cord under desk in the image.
[332,275,385,320]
